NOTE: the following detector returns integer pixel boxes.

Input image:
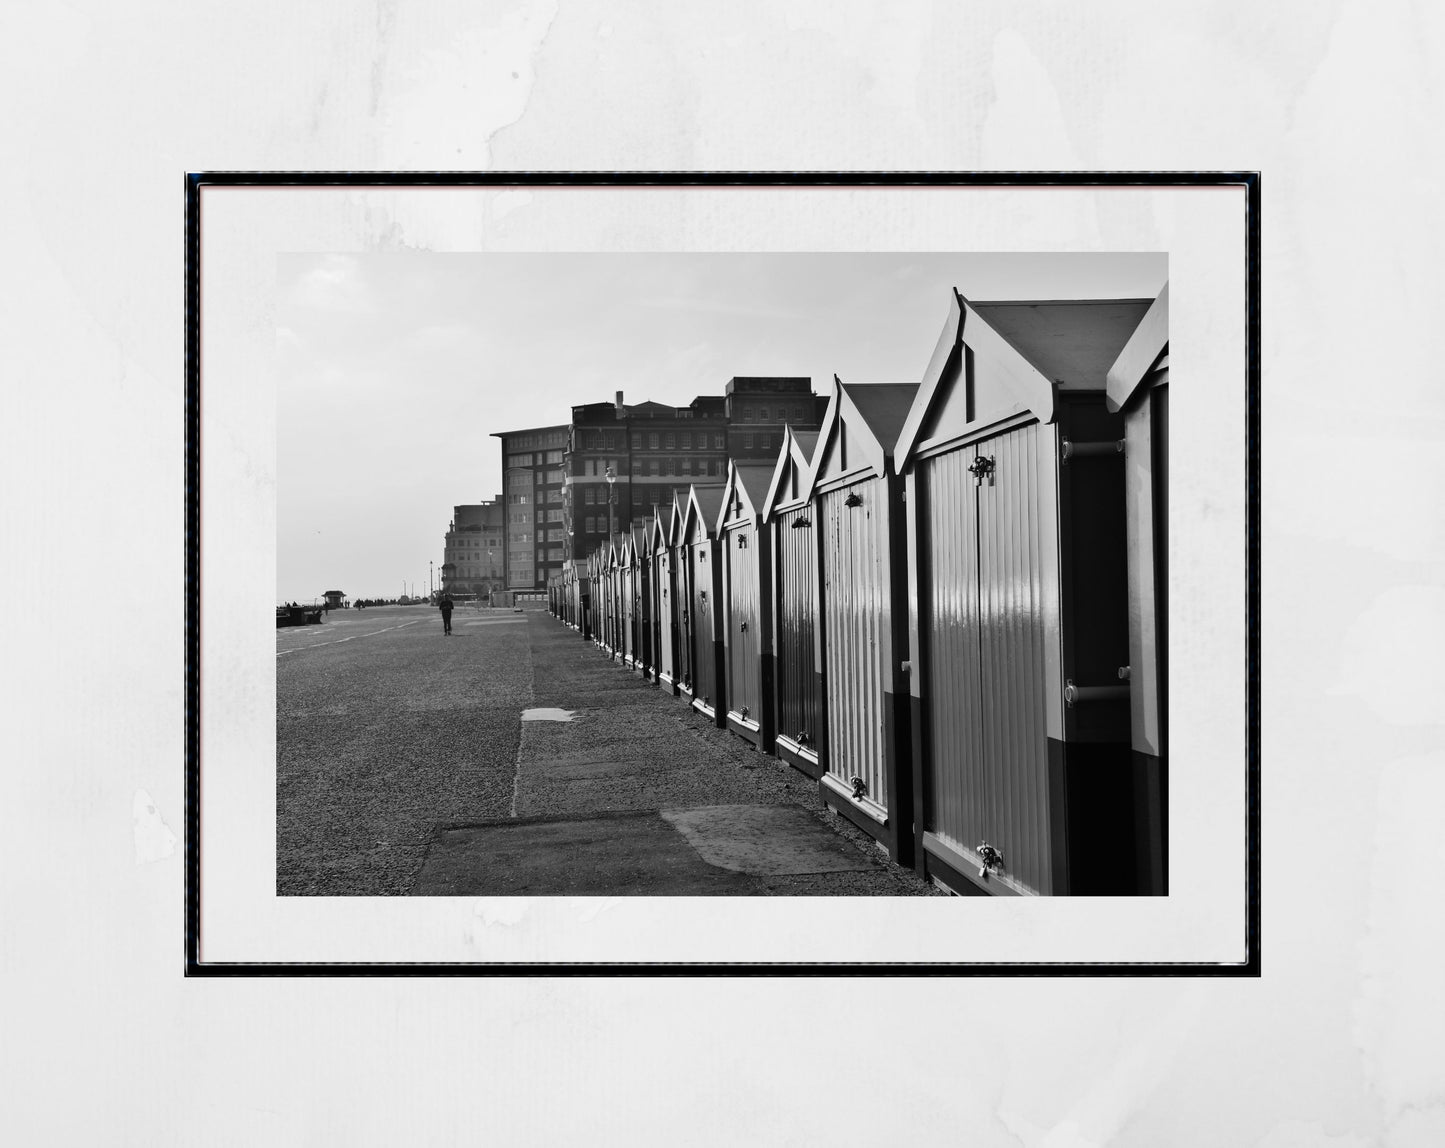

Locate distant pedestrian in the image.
[439,593,454,636]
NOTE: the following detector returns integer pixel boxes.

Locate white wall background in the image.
[2,1,1441,1144]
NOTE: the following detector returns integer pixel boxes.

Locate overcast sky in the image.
[276,252,1166,602]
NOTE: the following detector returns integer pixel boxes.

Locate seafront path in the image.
[276,600,939,897]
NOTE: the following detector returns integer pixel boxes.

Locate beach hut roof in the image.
[1105,283,1169,413]
[762,425,820,518]
[897,290,1157,466]
[717,461,775,532]
[682,483,727,542]
[804,378,921,499]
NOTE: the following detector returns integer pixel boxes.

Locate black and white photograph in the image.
[196,180,1245,968]
[273,251,1171,902]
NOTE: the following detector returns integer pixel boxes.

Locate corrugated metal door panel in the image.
[821,478,890,813]
[977,423,1052,894]
[675,546,693,687]
[621,568,631,658]
[775,507,818,742]
[742,534,760,714]
[922,448,984,860]
[691,542,716,704]
[657,551,675,680]
[727,528,761,718]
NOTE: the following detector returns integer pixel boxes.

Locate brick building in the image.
[564,378,825,559]
[440,500,506,599]
[490,424,569,590]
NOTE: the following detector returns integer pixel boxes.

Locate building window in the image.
[743,434,755,450]
[664,433,675,450]
[714,433,725,450]
[760,407,769,420]
[681,432,692,450]
[631,460,643,475]
[649,432,659,450]
[547,510,563,522]
[648,460,660,476]
[760,433,772,452]
[584,487,595,505]
[631,433,642,449]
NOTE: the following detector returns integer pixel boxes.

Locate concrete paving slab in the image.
[521,707,577,722]
[412,811,758,896]
[660,804,879,876]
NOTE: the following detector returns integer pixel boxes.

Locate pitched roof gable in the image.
[897,291,1157,467]
[682,483,727,543]
[1106,282,1169,413]
[804,379,920,499]
[718,461,773,531]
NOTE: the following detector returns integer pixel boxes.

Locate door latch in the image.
[968,455,996,486]
[976,842,1004,878]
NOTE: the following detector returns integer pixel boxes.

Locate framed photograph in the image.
[187,174,1258,971]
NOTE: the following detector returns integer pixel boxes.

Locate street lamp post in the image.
[605,463,617,541]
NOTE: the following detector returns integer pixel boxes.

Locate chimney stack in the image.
[615,390,625,414]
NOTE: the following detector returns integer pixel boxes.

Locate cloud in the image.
[403,323,484,353]
[283,254,372,313]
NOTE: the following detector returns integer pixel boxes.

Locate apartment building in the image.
[440,500,506,599]
[500,378,824,571]
[490,423,570,590]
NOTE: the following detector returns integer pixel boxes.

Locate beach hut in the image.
[804,378,921,862]
[1106,282,1170,896]
[618,532,636,667]
[762,425,822,777]
[897,288,1155,896]
[680,483,728,725]
[668,489,695,696]
[651,504,681,694]
[632,526,656,676]
[606,534,627,660]
[717,461,777,751]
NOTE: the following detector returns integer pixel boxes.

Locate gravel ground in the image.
[276,606,533,894]
[277,605,942,896]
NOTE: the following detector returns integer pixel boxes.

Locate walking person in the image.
[438,592,454,636]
